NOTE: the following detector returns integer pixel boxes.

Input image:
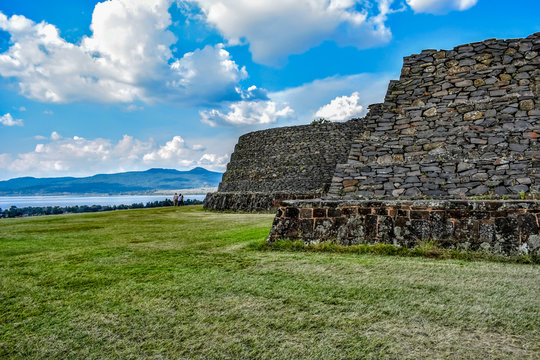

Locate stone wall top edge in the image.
[206,191,319,196]
[402,31,540,62]
[279,199,540,207]
[236,117,363,141]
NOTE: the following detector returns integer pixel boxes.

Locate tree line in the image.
[0,198,204,218]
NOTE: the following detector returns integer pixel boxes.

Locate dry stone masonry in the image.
[330,33,539,200]
[267,200,540,256]
[206,33,540,255]
[205,120,363,211]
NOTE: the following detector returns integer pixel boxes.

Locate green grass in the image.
[1,206,539,359]
[258,239,540,264]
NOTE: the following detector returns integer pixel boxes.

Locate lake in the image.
[0,195,206,209]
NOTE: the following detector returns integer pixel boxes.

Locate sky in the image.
[0,0,538,180]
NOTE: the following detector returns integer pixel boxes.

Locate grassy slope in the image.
[0,206,539,359]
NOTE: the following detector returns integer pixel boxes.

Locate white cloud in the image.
[0,154,12,169]
[50,131,61,140]
[0,1,247,104]
[199,72,391,128]
[406,0,478,14]
[0,133,230,178]
[168,44,247,103]
[199,153,229,167]
[270,72,392,125]
[0,113,23,126]
[123,104,144,112]
[143,136,188,162]
[200,100,294,127]
[187,0,394,66]
[191,144,205,151]
[315,91,364,121]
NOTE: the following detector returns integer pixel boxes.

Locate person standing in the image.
[180,194,184,206]
[173,193,179,206]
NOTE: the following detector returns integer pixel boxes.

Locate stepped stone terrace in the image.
[206,33,540,256]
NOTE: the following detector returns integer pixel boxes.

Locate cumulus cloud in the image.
[0,0,247,104]
[315,91,364,121]
[198,153,229,167]
[0,154,12,169]
[200,100,294,127]
[0,113,23,126]
[169,44,247,103]
[187,0,395,66]
[50,131,61,140]
[0,133,230,178]
[200,73,391,128]
[143,136,189,162]
[406,0,478,14]
[270,72,392,125]
[191,144,205,151]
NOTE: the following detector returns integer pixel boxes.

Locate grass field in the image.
[1,206,539,359]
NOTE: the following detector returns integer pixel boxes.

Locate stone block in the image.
[494,217,520,253]
[313,208,327,218]
[299,208,313,219]
[423,107,438,117]
[328,208,342,218]
[342,179,359,188]
[285,207,300,219]
[470,185,489,195]
[478,221,495,243]
[411,220,431,242]
[517,212,539,236]
[474,78,486,87]
[456,80,473,87]
[341,206,359,216]
[464,111,483,121]
[365,215,378,242]
[299,219,315,236]
[344,215,365,241]
[392,188,405,197]
[520,99,535,111]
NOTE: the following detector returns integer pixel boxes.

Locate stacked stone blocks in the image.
[330,33,540,200]
[268,200,540,255]
[206,33,540,255]
[205,120,363,211]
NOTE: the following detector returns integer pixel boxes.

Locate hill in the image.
[0,167,222,195]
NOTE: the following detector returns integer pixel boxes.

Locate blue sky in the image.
[0,0,538,180]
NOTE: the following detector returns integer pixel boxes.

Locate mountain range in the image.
[0,168,222,195]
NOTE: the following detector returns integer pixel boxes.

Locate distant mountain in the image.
[0,167,222,195]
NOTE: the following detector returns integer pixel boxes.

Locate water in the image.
[0,195,206,209]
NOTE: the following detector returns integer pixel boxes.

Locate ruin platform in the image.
[267,199,540,256]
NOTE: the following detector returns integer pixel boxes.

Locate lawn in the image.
[1,205,539,359]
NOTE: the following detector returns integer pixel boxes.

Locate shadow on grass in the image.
[251,239,540,265]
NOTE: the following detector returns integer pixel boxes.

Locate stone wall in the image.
[204,192,319,212]
[205,120,363,210]
[330,32,540,200]
[268,199,540,256]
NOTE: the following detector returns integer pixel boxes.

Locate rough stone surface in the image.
[204,120,362,210]
[268,200,540,256]
[204,192,319,212]
[330,32,539,200]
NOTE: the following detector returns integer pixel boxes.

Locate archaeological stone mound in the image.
[206,33,540,256]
